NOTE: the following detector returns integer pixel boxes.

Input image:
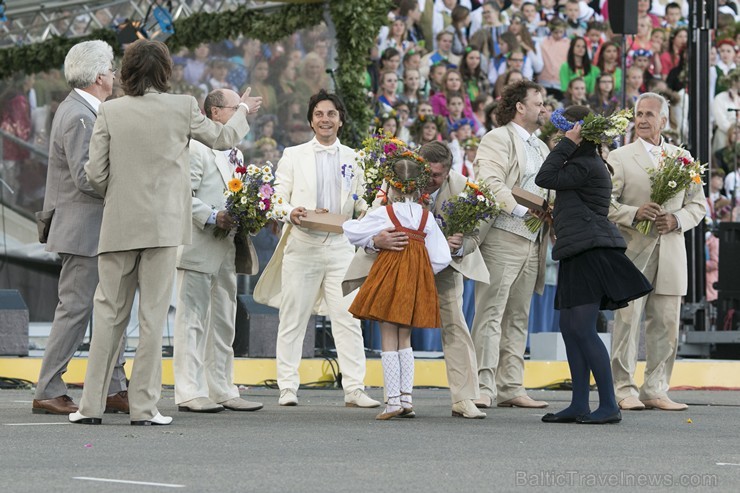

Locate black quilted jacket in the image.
[535,137,627,260]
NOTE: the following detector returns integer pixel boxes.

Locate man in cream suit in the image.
[254,90,379,408]
[173,89,263,414]
[471,80,550,409]
[33,40,128,416]
[608,93,706,411]
[344,141,488,419]
[71,39,260,426]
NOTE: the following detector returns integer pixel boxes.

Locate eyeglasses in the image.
[214,105,240,111]
[509,58,524,62]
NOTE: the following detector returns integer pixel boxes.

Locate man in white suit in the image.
[173,89,263,414]
[608,93,706,411]
[254,90,379,408]
[33,40,128,416]
[471,80,550,409]
[71,40,260,426]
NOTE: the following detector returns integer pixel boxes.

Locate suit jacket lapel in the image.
[68,90,97,117]
[434,178,452,216]
[507,124,527,184]
[214,149,232,186]
[632,142,655,176]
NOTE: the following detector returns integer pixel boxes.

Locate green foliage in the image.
[0,0,390,146]
[330,0,394,147]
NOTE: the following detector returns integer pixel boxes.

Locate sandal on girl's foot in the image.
[398,392,415,418]
[376,405,403,420]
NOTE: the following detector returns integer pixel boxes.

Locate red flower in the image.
[235,165,247,174]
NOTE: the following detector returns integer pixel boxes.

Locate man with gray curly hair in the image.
[33,40,129,416]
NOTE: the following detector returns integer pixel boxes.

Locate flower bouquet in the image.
[550,108,632,145]
[438,181,500,236]
[635,149,706,235]
[215,161,286,238]
[524,191,555,233]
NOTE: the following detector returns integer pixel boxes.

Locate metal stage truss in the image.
[0,1,285,48]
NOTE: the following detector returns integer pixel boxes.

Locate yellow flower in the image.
[466,181,480,191]
[228,178,243,193]
[692,175,702,184]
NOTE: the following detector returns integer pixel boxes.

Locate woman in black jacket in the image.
[534,106,652,425]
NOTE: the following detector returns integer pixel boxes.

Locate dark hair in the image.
[204,89,227,119]
[380,47,401,68]
[562,105,614,174]
[418,140,453,170]
[567,37,592,75]
[120,39,171,96]
[665,2,681,13]
[398,0,418,17]
[596,41,621,72]
[306,89,347,136]
[494,79,543,126]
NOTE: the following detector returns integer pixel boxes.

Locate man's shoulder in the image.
[447,170,468,192]
[609,141,640,159]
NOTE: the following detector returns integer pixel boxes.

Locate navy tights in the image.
[555,303,619,420]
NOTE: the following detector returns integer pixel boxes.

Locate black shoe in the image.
[541,412,582,423]
[576,411,622,424]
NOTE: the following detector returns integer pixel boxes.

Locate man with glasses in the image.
[172,89,263,414]
[33,41,129,416]
[254,90,380,408]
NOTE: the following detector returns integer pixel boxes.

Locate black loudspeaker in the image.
[0,290,29,356]
[718,222,740,292]
[232,294,315,358]
[609,0,638,34]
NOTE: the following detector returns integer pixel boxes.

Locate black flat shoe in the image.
[541,412,582,423]
[576,411,622,424]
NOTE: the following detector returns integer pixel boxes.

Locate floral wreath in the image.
[462,136,481,149]
[410,113,447,135]
[632,48,653,58]
[373,109,398,128]
[383,144,431,195]
[254,137,277,149]
[449,118,475,132]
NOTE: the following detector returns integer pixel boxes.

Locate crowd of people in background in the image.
[2,0,739,326]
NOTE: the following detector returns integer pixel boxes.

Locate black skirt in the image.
[555,247,653,310]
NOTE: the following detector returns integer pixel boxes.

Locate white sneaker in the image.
[452,399,487,419]
[278,389,298,406]
[344,389,381,408]
[131,412,173,426]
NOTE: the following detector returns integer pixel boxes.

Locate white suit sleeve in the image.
[424,216,453,274]
[342,207,392,249]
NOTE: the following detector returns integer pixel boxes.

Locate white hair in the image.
[64,40,114,89]
[636,92,670,121]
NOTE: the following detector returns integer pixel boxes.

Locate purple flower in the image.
[259,183,274,198]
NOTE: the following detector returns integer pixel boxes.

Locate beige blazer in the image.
[253,139,367,313]
[474,122,550,293]
[85,91,249,254]
[176,140,258,276]
[607,140,706,295]
[342,170,489,296]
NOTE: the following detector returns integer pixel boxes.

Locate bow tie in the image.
[313,141,338,155]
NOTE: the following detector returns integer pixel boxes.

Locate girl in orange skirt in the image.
[343,157,451,420]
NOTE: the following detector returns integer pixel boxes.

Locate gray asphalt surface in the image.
[1,388,738,492]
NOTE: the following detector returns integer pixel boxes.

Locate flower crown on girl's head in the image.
[384,145,431,195]
[411,113,447,134]
[373,109,398,128]
[550,107,633,145]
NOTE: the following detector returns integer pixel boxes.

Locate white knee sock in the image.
[398,347,414,408]
[381,351,401,410]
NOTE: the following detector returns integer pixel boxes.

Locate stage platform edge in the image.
[1,357,739,390]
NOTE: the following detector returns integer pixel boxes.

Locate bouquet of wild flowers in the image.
[523,191,555,233]
[437,181,500,236]
[551,108,632,145]
[635,148,706,235]
[355,132,425,204]
[215,160,286,238]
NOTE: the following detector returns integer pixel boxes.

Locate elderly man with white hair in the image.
[607,92,706,412]
[33,40,130,416]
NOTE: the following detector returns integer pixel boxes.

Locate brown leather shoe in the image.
[618,396,646,410]
[497,395,549,408]
[641,397,688,411]
[105,391,130,414]
[32,395,78,415]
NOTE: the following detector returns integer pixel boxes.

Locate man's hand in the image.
[447,232,463,252]
[655,211,678,235]
[290,206,308,225]
[373,227,409,251]
[240,87,263,114]
[635,202,663,222]
[216,210,235,230]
